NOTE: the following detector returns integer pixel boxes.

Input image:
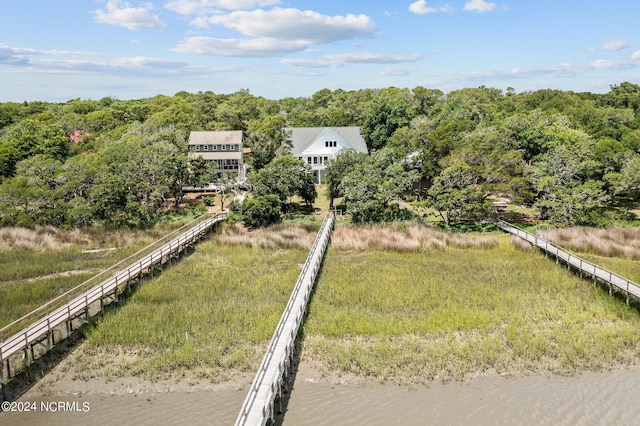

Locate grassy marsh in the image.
[544,226,640,283]
[301,227,640,383]
[0,224,188,328]
[70,236,308,383]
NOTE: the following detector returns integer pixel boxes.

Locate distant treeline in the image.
[1,83,639,227]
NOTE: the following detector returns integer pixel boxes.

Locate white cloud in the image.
[409,0,437,15]
[199,8,375,43]
[0,44,101,66]
[380,67,416,76]
[464,0,497,13]
[174,8,375,57]
[0,43,245,77]
[632,51,640,61]
[172,36,309,57]
[325,52,422,64]
[594,39,629,51]
[282,52,421,68]
[164,0,281,15]
[93,0,167,30]
[408,1,452,15]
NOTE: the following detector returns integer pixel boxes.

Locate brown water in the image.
[3,366,640,425]
[0,388,246,426]
[282,366,640,425]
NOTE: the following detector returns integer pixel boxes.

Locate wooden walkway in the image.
[495,219,640,304]
[0,213,226,387]
[235,215,334,426]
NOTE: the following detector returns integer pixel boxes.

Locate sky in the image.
[1,0,640,102]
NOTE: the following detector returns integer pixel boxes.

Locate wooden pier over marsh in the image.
[495,219,640,304]
[235,215,334,426]
[0,213,226,389]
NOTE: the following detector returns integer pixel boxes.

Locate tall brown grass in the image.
[213,222,319,250]
[510,235,534,251]
[213,222,500,252]
[332,223,500,252]
[0,226,67,252]
[0,224,181,253]
[548,227,640,260]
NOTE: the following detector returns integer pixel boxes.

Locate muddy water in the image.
[282,366,640,425]
[0,388,246,426]
[3,367,640,425]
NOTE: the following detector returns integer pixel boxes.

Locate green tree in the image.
[0,118,68,177]
[362,93,414,152]
[250,155,316,208]
[340,150,418,223]
[241,194,282,228]
[245,115,291,170]
[323,150,367,207]
[528,143,607,225]
[427,161,488,226]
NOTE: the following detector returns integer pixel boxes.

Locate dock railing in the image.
[494,219,640,304]
[235,215,334,426]
[0,213,226,382]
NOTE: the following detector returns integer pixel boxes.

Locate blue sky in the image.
[1,0,640,102]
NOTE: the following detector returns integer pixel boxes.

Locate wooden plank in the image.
[235,216,334,426]
[496,220,640,303]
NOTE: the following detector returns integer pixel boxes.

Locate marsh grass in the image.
[302,237,640,383]
[548,227,640,260]
[213,222,320,250]
[332,223,500,252]
[545,226,640,285]
[72,241,308,383]
[0,224,183,327]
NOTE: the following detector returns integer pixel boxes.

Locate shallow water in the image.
[282,366,640,426]
[3,366,640,425]
[0,388,246,426]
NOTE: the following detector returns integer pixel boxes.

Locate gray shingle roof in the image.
[189,130,243,146]
[285,127,368,155]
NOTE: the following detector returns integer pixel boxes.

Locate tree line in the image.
[1,83,639,227]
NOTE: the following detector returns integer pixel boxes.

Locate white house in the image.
[286,127,368,184]
[188,130,246,180]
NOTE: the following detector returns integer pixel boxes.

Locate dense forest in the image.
[1,83,640,228]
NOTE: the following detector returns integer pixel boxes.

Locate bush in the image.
[240,195,282,228]
[202,196,214,206]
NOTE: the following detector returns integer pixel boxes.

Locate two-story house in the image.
[188,130,246,181]
[287,127,368,184]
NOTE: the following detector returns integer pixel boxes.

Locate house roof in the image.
[189,130,243,146]
[286,127,368,155]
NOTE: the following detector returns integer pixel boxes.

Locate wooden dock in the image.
[0,213,226,387]
[235,215,334,426]
[495,219,640,304]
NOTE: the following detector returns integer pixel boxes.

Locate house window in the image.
[307,157,311,165]
[324,156,328,164]
[195,145,200,152]
[203,145,208,151]
[313,157,318,165]
[221,145,226,151]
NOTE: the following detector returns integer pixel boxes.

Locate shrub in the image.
[241,195,282,228]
